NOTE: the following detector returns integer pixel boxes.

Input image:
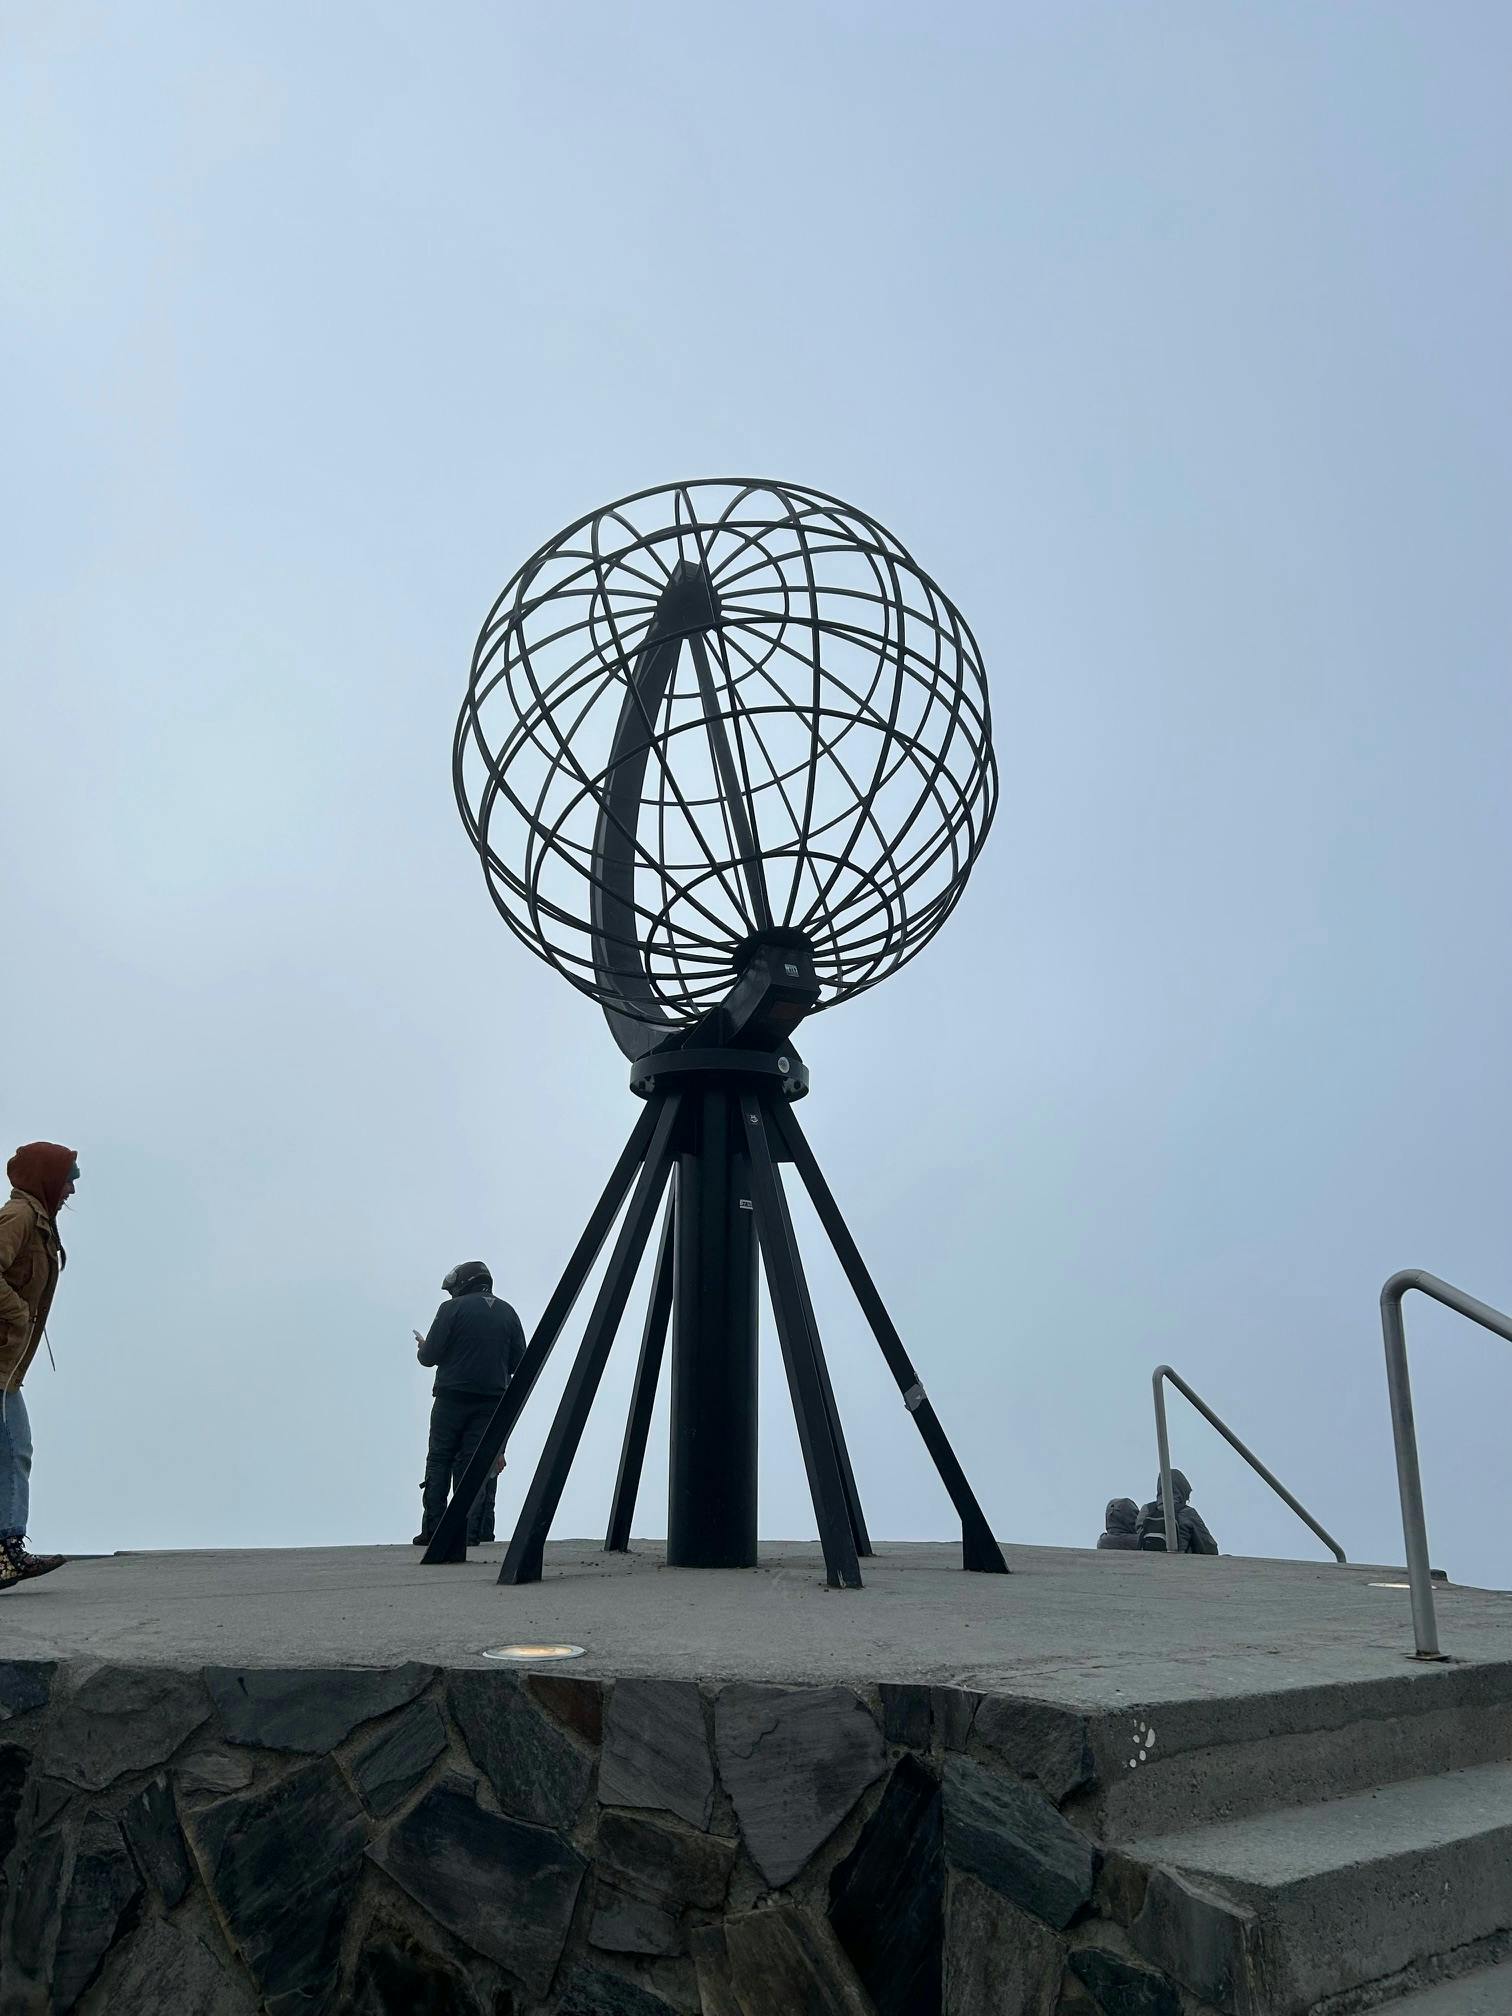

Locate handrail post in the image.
[1381,1273,1440,1658]
[1153,1369,1179,1556]
[1378,1268,1512,1659]
[1151,1363,1346,1563]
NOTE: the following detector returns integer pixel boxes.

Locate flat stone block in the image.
[974,1697,1094,1805]
[530,1672,604,1747]
[944,1870,1063,2016]
[1093,1849,1151,1929]
[689,1925,745,2016]
[30,1776,73,1829]
[175,1750,254,1796]
[590,1878,682,1956]
[880,1683,933,1749]
[350,1698,447,1817]
[943,1755,1097,1930]
[122,1773,192,1907]
[99,1917,258,2016]
[724,1901,874,2016]
[367,1770,585,1996]
[828,1753,943,2016]
[9,1822,68,1979]
[1070,1944,1183,2016]
[558,1965,680,2014]
[50,1666,210,1790]
[349,1919,496,2016]
[0,1660,53,1723]
[1131,1864,1267,2016]
[50,1810,143,2011]
[1058,1973,1103,2016]
[204,1663,432,1752]
[447,1669,593,1827]
[598,1809,736,1911]
[934,1688,981,1752]
[0,1743,31,1878]
[879,1685,981,1753]
[716,1684,885,1889]
[187,1755,367,2015]
[600,1677,714,1829]
[589,1809,737,1957]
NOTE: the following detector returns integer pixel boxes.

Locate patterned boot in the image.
[0,1538,20,1591]
[1,1536,64,1581]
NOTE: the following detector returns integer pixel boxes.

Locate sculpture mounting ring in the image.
[455,478,996,1058]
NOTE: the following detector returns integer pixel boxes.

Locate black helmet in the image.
[443,1260,493,1296]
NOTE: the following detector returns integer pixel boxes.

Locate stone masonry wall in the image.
[0,1658,1216,2016]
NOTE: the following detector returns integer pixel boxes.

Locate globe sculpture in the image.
[425,479,1007,1587]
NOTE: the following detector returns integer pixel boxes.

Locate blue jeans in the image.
[0,1389,31,1539]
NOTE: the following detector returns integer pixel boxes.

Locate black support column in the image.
[667,1085,759,1566]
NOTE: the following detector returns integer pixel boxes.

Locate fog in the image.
[5,2,1510,1591]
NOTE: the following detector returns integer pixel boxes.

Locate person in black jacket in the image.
[1097,1497,1141,1550]
[412,1259,527,1547]
[1134,1470,1219,1555]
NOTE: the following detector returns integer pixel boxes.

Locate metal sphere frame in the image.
[453,478,997,1057]
[425,480,1007,1588]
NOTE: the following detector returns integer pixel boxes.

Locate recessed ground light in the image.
[1368,1581,1411,1589]
[481,1642,586,1662]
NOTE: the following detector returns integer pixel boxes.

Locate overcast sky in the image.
[5,3,1511,1594]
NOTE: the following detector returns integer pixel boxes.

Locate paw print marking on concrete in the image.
[1126,1719,1158,1769]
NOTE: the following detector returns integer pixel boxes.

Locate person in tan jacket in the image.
[0,1140,77,1589]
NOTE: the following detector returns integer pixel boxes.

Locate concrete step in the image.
[1083,1657,1512,1841]
[1374,1959,1512,2011]
[1124,1761,1512,2016]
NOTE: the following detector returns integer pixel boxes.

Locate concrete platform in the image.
[4,1538,1511,1702]
[1129,1762,1512,2011]
[1387,1962,1512,2012]
[8,1541,1512,2013]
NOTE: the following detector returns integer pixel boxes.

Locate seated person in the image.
[1135,1470,1219,1554]
[1097,1497,1141,1550]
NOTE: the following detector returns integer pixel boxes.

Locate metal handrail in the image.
[1153,1363,1347,1563]
[1382,1269,1512,1660]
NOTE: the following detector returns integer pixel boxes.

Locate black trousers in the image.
[423,1390,502,1546]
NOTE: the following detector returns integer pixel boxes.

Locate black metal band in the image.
[629,1047,808,1101]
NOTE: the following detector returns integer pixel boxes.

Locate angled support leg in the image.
[740,1094,863,1590]
[809,1313,873,1558]
[500,1094,683,1586]
[423,1100,661,1566]
[604,1186,676,1552]
[769,1099,1009,1575]
[763,1127,872,1557]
